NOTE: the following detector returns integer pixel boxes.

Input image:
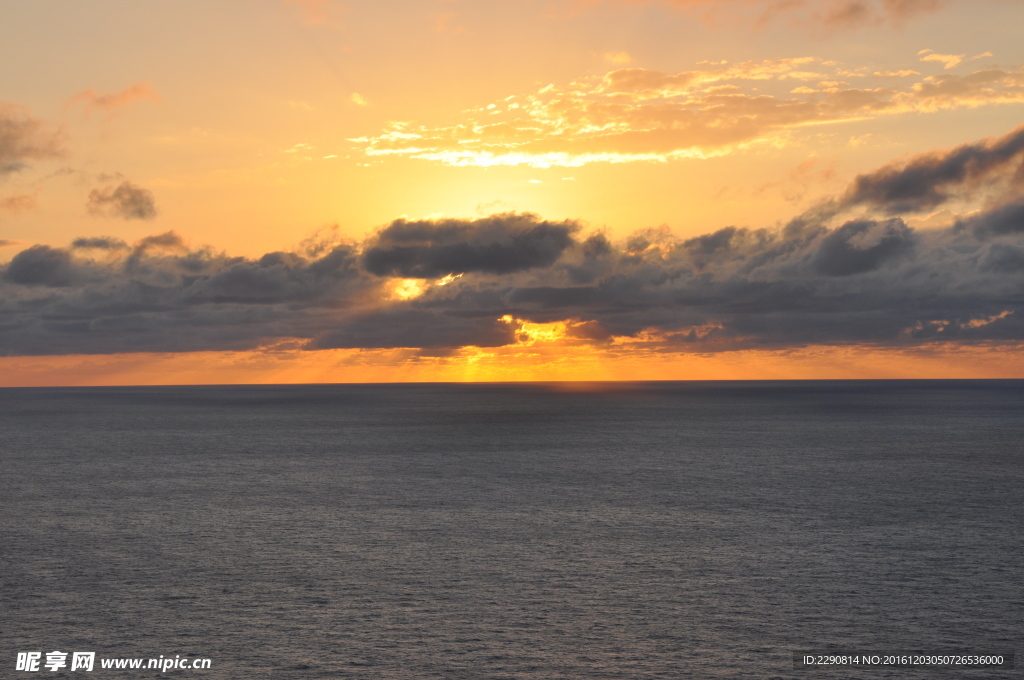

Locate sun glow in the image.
[500,315,578,345]
[387,278,425,300]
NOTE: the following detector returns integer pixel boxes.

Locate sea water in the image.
[2,381,1021,678]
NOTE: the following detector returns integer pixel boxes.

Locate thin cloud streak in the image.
[66,83,160,118]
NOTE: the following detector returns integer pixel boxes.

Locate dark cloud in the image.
[0,234,375,355]
[87,181,158,220]
[842,123,1024,213]
[0,239,20,248]
[3,207,1021,357]
[362,213,577,278]
[2,245,89,287]
[0,104,63,177]
[814,218,913,276]
[958,200,1024,237]
[71,236,129,250]
[977,242,1024,273]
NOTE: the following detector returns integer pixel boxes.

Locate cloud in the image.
[0,103,63,177]
[87,181,158,220]
[2,245,91,288]
[0,206,1020,356]
[0,239,19,248]
[873,70,921,78]
[361,214,579,278]
[918,49,963,69]
[0,193,37,214]
[563,0,949,29]
[66,83,160,118]
[71,236,129,251]
[351,58,1024,168]
[6,124,1024,357]
[603,51,634,65]
[841,122,1024,213]
[813,217,913,275]
[958,200,1024,237]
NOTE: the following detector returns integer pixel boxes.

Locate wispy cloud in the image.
[66,83,160,118]
[0,103,64,177]
[351,57,1024,168]
[0,193,37,214]
[554,0,950,30]
[918,49,963,69]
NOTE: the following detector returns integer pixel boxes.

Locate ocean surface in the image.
[1,381,1021,679]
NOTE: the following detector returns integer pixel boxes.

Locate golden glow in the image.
[435,273,463,286]
[351,59,1024,170]
[387,278,425,301]
[4,343,1024,387]
[385,273,463,301]
[501,315,570,344]
[966,310,1013,328]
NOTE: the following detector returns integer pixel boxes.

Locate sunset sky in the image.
[3,0,1024,384]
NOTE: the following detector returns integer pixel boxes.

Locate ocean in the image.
[1,381,1021,678]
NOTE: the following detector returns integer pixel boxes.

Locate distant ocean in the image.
[2,381,1021,679]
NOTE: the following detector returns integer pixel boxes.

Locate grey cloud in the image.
[842,123,1024,213]
[87,181,158,220]
[0,236,376,355]
[977,242,1024,273]
[3,245,90,287]
[361,213,578,278]
[957,200,1024,236]
[72,236,129,250]
[814,218,913,276]
[0,104,63,177]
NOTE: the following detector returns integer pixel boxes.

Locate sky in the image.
[3,0,1024,384]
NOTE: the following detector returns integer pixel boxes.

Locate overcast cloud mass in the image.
[3,124,1024,357]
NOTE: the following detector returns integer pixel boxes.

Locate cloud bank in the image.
[4,125,1024,357]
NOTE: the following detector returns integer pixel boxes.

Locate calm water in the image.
[1,381,1021,678]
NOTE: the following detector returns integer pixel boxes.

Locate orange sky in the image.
[3,0,1024,385]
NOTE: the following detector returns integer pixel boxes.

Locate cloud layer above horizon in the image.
[3,124,1024,357]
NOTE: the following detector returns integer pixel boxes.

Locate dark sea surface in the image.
[1,381,1021,679]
